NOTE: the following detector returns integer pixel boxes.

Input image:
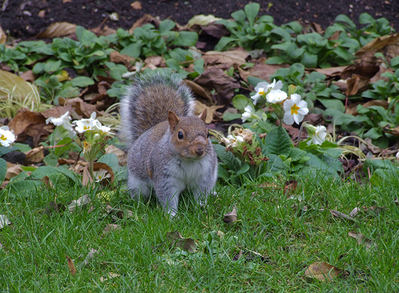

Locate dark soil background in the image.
[1,0,398,39]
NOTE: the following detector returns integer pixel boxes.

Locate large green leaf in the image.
[264,126,292,155]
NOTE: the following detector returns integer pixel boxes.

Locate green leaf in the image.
[319,99,345,112]
[71,76,94,87]
[215,37,236,51]
[271,27,292,42]
[359,13,375,25]
[244,3,260,27]
[120,43,142,58]
[264,126,292,155]
[223,112,242,122]
[232,94,250,111]
[159,19,176,34]
[173,31,198,47]
[231,9,246,23]
[391,56,399,68]
[44,60,62,73]
[0,158,6,184]
[302,52,318,68]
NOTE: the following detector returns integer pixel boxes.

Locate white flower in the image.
[241,105,257,122]
[396,151,399,160]
[0,126,16,147]
[46,111,75,134]
[93,169,111,182]
[251,80,287,105]
[73,112,99,133]
[283,94,309,125]
[309,125,327,145]
[225,134,244,148]
[266,89,287,103]
[95,123,112,135]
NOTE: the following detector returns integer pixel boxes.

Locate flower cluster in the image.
[249,79,309,126]
[46,111,112,136]
[0,126,16,147]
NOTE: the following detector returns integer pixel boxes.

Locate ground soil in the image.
[1,0,398,40]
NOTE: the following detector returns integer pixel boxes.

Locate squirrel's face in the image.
[169,115,209,160]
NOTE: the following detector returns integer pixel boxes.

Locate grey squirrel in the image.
[120,72,218,217]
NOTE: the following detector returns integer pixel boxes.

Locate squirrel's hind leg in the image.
[128,174,151,201]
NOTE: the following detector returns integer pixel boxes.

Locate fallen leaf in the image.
[19,70,35,82]
[68,194,91,212]
[312,66,347,77]
[58,97,98,119]
[194,68,239,104]
[93,162,115,185]
[129,14,159,34]
[0,215,11,229]
[41,105,72,120]
[348,231,374,249]
[239,61,287,82]
[105,145,127,166]
[305,262,342,281]
[223,207,237,224]
[130,1,142,10]
[193,100,223,123]
[5,163,23,180]
[187,14,221,28]
[103,224,121,235]
[66,256,77,275]
[184,79,213,103]
[82,248,99,266]
[349,207,360,217]
[25,146,45,164]
[330,210,355,222]
[355,33,399,59]
[166,231,197,252]
[110,51,136,68]
[36,22,77,38]
[203,48,249,70]
[200,22,229,39]
[100,272,120,282]
[233,248,270,263]
[144,56,165,69]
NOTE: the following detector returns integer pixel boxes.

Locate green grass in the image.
[1,174,399,292]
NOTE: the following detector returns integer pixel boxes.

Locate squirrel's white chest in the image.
[167,157,209,186]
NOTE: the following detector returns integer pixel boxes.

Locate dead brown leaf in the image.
[312,66,347,77]
[110,51,136,69]
[223,207,237,224]
[36,22,77,39]
[5,163,23,180]
[144,56,165,69]
[305,262,342,281]
[356,33,399,58]
[184,79,213,103]
[284,180,298,195]
[103,224,121,235]
[131,1,142,10]
[41,105,72,120]
[345,74,370,96]
[348,231,374,249]
[105,145,127,166]
[82,248,99,266]
[330,209,355,222]
[19,70,35,82]
[68,194,91,212]
[203,48,249,70]
[58,97,98,118]
[194,68,239,104]
[100,272,120,282]
[200,22,229,39]
[129,14,159,34]
[25,146,45,164]
[193,100,223,123]
[239,61,287,83]
[8,109,49,146]
[66,256,77,275]
[233,248,270,263]
[166,231,197,252]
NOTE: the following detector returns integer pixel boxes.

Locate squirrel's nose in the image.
[195,147,204,156]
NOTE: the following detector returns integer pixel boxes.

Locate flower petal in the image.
[283,112,294,125]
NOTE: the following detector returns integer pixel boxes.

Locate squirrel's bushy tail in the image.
[120,71,194,146]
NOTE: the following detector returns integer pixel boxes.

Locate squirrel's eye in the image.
[178,130,184,140]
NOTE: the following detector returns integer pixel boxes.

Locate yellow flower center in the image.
[0,134,6,141]
[83,125,90,130]
[291,104,300,115]
[258,90,265,95]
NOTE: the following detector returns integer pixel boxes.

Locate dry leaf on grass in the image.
[25,146,45,164]
[305,262,342,281]
[100,272,120,282]
[68,194,91,212]
[66,256,77,275]
[233,248,270,263]
[0,215,11,229]
[82,248,99,266]
[36,22,77,38]
[284,180,298,195]
[348,231,374,249]
[166,231,197,252]
[349,207,360,217]
[5,163,23,180]
[330,210,355,222]
[130,1,142,10]
[103,224,121,235]
[223,207,237,224]
[193,100,223,123]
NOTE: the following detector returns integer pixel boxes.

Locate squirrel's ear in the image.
[199,109,207,122]
[168,111,180,130]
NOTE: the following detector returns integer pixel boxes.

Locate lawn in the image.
[1,173,398,291]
